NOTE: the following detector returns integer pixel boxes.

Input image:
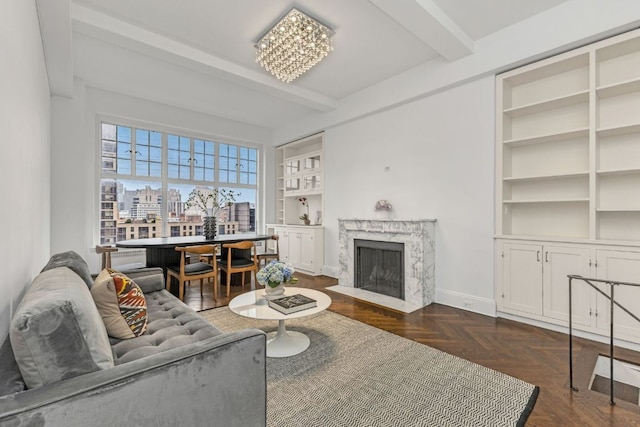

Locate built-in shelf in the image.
[503,198,589,204]
[596,168,640,176]
[596,123,640,137]
[503,128,589,147]
[504,91,589,117]
[503,171,589,182]
[597,77,640,99]
[597,208,640,212]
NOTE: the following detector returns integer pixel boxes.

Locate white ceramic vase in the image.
[264,283,285,300]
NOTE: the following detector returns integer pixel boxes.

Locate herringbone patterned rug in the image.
[199,308,538,427]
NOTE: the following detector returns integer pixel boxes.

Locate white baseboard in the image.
[435,289,496,317]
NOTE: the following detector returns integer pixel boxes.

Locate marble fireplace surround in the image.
[329,218,436,313]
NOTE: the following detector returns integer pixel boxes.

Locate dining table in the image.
[116,233,271,296]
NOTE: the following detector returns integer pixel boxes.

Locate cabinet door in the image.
[297,230,316,272]
[596,250,640,340]
[275,228,290,263]
[542,246,592,327]
[502,243,543,315]
[288,232,302,265]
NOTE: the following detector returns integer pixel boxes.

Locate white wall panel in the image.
[0,0,51,345]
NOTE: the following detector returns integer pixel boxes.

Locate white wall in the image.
[323,76,496,315]
[0,0,51,344]
[50,83,273,273]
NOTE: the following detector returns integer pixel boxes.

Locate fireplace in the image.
[355,239,404,300]
[333,218,436,312]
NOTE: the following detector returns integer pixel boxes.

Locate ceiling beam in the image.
[369,0,474,61]
[71,5,339,112]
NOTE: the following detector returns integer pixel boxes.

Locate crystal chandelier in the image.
[255,8,334,83]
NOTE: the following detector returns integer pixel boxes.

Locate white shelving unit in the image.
[495,28,640,345]
[497,49,591,240]
[274,133,323,226]
[268,133,324,275]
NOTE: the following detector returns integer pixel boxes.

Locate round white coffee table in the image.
[229,287,332,358]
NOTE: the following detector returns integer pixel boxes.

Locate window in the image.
[99,122,259,244]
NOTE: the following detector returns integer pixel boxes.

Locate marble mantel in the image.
[335,218,436,311]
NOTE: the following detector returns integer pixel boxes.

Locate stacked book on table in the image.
[268,294,317,314]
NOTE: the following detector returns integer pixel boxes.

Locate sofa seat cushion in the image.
[110,290,222,364]
[10,267,114,389]
[92,269,148,339]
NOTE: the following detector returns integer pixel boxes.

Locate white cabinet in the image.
[594,249,640,341]
[542,245,592,328]
[499,242,543,316]
[498,240,640,342]
[273,225,323,276]
[498,242,592,326]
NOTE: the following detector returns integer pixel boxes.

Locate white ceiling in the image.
[41,0,574,132]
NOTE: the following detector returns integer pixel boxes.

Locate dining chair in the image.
[166,245,218,301]
[199,244,220,265]
[96,245,147,272]
[257,234,280,268]
[218,241,259,298]
[96,245,118,269]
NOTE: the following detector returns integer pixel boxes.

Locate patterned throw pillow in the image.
[91,268,148,339]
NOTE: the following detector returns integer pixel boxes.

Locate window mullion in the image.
[161,132,168,237]
[131,126,136,176]
[190,138,195,181]
[215,142,220,187]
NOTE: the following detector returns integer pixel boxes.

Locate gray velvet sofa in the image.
[0,251,266,426]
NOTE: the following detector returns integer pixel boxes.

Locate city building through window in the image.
[99,122,258,244]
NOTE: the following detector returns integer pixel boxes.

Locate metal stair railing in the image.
[568,275,640,405]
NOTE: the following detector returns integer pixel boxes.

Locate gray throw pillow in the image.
[41,250,94,289]
[10,267,114,389]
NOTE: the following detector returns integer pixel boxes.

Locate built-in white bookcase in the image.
[595,36,640,241]
[268,133,324,275]
[496,28,640,346]
[497,29,640,243]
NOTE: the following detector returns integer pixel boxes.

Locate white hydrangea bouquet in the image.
[256,260,298,288]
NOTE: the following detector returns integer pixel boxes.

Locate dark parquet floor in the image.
[184,273,640,426]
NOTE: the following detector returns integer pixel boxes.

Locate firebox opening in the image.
[354,239,404,300]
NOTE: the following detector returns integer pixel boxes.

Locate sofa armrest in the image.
[0,329,266,427]
[121,267,165,293]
